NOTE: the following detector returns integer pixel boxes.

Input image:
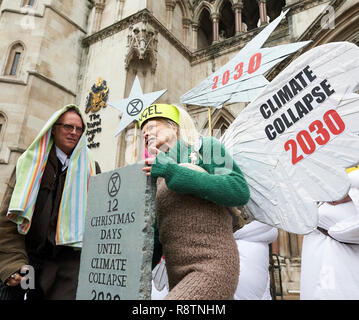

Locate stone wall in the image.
[0,0,92,205]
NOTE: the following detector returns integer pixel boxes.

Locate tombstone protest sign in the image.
[180,10,311,109]
[221,42,359,234]
[108,76,167,136]
[76,163,156,300]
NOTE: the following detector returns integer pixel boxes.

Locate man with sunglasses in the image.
[0,105,100,300]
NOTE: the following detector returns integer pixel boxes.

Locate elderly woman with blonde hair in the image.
[140,103,250,300]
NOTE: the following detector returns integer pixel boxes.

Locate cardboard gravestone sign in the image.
[76,163,156,300]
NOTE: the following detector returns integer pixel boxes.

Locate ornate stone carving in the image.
[125,17,159,73]
[83,9,191,62]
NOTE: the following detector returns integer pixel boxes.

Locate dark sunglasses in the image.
[54,122,84,134]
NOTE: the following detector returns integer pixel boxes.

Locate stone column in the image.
[271,238,280,255]
[182,18,191,47]
[165,0,176,31]
[92,1,105,33]
[258,0,268,26]
[211,13,220,44]
[297,234,304,255]
[278,229,291,258]
[191,22,199,50]
[116,0,125,20]
[233,1,244,35]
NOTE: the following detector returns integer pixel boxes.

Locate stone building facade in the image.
[0,0,358,299]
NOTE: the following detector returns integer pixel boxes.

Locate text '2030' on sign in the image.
[212,53,262,89]
[285,109,345,165]
[91,290,120,300]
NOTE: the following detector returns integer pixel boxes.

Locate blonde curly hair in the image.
[171,104,200,146]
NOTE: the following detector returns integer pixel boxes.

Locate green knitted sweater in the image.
[150,137,250,268]
[150,136,250,207]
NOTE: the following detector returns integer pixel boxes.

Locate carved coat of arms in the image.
[85,78,109,113]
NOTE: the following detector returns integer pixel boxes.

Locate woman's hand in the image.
[142,147,161,177]
[142,157,155,177]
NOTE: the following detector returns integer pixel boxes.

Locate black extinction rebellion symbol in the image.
[127,99,143,116]
[108,172,121,197]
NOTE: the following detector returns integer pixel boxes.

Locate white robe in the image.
[151,221,278,300]
[233,221,278,300]
[300,170,359,300]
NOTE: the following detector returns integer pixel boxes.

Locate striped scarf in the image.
[7,104,95,248]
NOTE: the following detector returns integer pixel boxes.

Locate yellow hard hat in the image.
[138,104,180,129]
[346,165,359,173]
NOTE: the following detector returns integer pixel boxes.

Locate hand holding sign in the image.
[221,42,359,234]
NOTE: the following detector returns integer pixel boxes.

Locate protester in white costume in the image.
[233,221,278,300]
[151,221,278,300]
[300,169,359,300]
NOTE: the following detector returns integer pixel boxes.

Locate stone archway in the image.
[197,8,213,48]
[218,0,235,39]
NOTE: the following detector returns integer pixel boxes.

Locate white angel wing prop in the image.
[222,42,359,234]
[180,10,311,108]
[152,257,169,292]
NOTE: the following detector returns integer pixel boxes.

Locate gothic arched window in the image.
[213,116,230,139]
[242,0,260,31]
[219,1,235,39]
[197,9,212,49]
[0,113,6,148]
[206,108,235,139]
[267,0,286,22]
[4,42,25,77]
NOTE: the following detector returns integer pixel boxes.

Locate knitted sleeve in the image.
[150,137,250,207]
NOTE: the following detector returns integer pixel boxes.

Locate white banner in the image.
[222,42,359,234]
[180,10,311,108]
